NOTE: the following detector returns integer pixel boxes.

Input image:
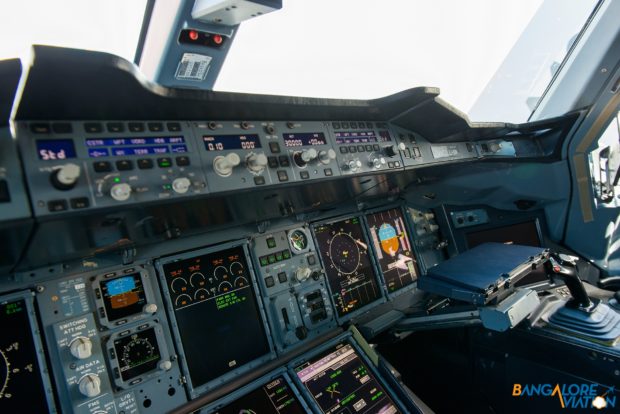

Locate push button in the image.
[349,146,357,153]
[340,147,348,154]
[148,122,164,132]
[300,171,310,179]
[357,145,365,152]
[137,159,153,169]
[128,122,144,132]
[269,142,281,153]
[268,156,279,168]
[277,170,289,182]
[70,197,90,209]
[264,276,275,288]
[84,123,103,133]
[324,168,333,176]
[277,272,288,283]
[167,122,181,132]
[93,161,112,173]
[278,156,290,167]
[116,160,133,171]
[47,199,68,212]
[157,157,172,168]
[106,122,124,133]
[176,156,190,166]
[254,176,265,185]
[307,255,316,265]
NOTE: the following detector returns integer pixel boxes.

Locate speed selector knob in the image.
[295,267,312,282]
[346,160,362,172]
[383,143,406,157]
[246,153,268,173]
[69,336,93,359]
[78,374,101,398]
[51,163,81,190]
[110,183,132,201]
[172,177,191,194]
[213,153,241,177]
[318,149,336,165]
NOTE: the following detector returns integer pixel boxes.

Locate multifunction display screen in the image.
[366,208,419,292]
[283,132,327,147]
[162,246,270,389]
[86,136,187,157]
[203,134,262,151]
[295,343,401,414]
[113,328,161,382]
[36,139,77,161]
[214,376,305,414]
[313,218,381,317]
[0,297,50,412]
[100,273,147,322]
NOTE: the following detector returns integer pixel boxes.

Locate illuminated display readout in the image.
[366,208,419,292]
[214,376,305,414]
[283,132,327,147]
[203,134,262,151]
[162,246,271,389]
[100,274,147,322]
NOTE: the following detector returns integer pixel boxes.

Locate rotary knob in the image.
[246,153,268,173]
[294,149,318,167]
[51,163,81,190]
[78,374,101,398]
[143,303,158,314]
[295,267,312,282]
[318,149,336,165]
[110,182,132,201]
[213,153,241,177]
[369,155,386,169]
[69,336,92,360]
[383,143,406,157]
[172,177,191,194]
[346,159,362,172]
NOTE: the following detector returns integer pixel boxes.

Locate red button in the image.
[189,30,199,41]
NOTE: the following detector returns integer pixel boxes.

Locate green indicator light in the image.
[282,250,291,259]
[268,255,276,264]
[275,253,283,261]
[114,177,121,183]
[260,257,269,266]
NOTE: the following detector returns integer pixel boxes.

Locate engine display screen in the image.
[162,246,271,389]
[283,132,327,147]
[113,327,161,382]
[295,343,401,414]
[36,139,77,161]
[100,274,147,322]
[213,376,305,414]
[313,217,381,317]
[366,208,419,292]
[0,297,51,412]
[203,134,262,151]
[85,136,187,158]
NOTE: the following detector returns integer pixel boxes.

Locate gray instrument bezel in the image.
[155,239,276,399]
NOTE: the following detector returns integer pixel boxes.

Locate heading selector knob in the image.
[78,374,101,398]
[110,183,132,201]
[51,163,81,190]
[369,155,386,169]
[246,153,268,173]
[213,153,241,177]
[69,336,93,360]
[383,143,406,157]
[172,177,191,194]
[318,149,336,165]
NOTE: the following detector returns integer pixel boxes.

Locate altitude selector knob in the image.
[346,159,362,172]
[213,153,241,177]
[110,183,132,201]
[383,143,406,157]
[69,336,93,360]
[318,149,336,165]
[51,163,81,190]
[294,149,317,167]
[246,153,268,173]
[78,374,101,398]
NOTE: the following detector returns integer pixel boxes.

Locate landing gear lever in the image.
[545,253,592,309]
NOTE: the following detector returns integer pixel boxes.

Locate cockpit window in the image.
[0,0,147,62]
[215,0,599,123]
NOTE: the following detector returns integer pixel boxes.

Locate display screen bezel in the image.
[155,241,275,399]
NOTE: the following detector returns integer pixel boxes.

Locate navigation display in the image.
[283,132,327,147]
[366,208,419,292]
[85,136,187,157]
[113,328,161,382]
[295,342,401,414]
[100,273,147,322]
[313,217,381,317]
[203,134,262,151]
[213,376,305,414]
[0,297,50,412]
[161,245,271,390]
